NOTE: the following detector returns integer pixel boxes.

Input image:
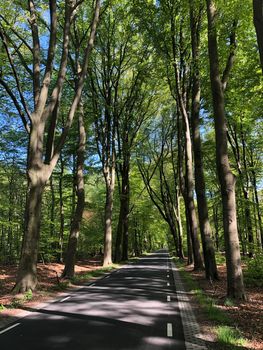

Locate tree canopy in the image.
[0,0,262,299]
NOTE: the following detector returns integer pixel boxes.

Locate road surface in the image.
[0,250,186,349]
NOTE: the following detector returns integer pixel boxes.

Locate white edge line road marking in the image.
[90,283,95,287]
[167,282,170,286]
[167,323,173,337]
[105,276,110,279]
[60,296,71,303]
[167,295,171,302]
[0,323,20,335]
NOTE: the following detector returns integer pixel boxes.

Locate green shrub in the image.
[51,281,70,291]
[216,326,246,347]
[244,254,263,287]
[24,290,33,301]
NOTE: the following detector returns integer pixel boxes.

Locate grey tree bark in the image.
[189,0,218,279]
[206,0,245,299]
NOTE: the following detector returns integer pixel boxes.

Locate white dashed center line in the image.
[167,323,173,337]
[167,282,170,286]
[0,323,20,335]
[60,296,71,303]
[167,295,171,302]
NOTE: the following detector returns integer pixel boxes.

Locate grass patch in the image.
[72,264,120,284]
[8,298,23,309]
[217,326,246,347]
[24,289,33,301]
[51,281,70,291]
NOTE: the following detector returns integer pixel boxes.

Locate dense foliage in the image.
[0,0,262,297]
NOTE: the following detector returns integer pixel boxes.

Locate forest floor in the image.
[183,263,263,350]
[0,257,104,327]
[0,258,262,349]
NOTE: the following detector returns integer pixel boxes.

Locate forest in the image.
[0,0,262,313]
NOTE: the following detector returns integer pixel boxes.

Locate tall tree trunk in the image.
[14,121,47,292]
[114,203,123,262]
[182,99,203,270]
[190,0,218,279]
[173,37,202,268]
[227,121,254,256]
[49,176,56,254]
[213,203,220,251]
[176,108,193,264]
[176,194,185,259]
[59,156,65,262]
[103,176,115,266]
[115,155,130,262]
[206,0,245,299]
[121,160,130,261]
[62,101,86,279]
[240,125,254,257]
[251,168,263,248]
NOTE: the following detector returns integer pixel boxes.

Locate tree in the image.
[206,0,245,299]
[189,0,218,279]
[0,0,101,292]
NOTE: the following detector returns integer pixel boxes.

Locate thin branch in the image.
[0,78,30,133]
[221,19,238,92]
[0,14,33,52]
[28,0,41,106]
[0,27,33,77]
[0,28,32,123]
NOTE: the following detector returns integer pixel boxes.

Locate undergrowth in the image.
[244,253,263,287]
[217,326,246,347]
[173,257,247,348]
[72,264,119,284]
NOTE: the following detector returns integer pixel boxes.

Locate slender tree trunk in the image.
[185,210,193,265]
[213,204,220,251]
[173,42,202,268]
[59,157,65,262]
[176,194,185,259]
[103,178,115,266]
[251,169,263,248]
[240,125,254,256]
[121,162,130,261]
[62,101,86,278]
[206,0,245,299]
[49,176,56,254]
[183,109,203,270]
[190,0,218,279]
[114,203,123,262]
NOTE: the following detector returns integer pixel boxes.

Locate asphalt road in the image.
[0,250,186,350]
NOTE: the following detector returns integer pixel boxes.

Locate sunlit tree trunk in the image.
[206,0,245,299]
[62,100,86,278]
[189,0,218,279]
